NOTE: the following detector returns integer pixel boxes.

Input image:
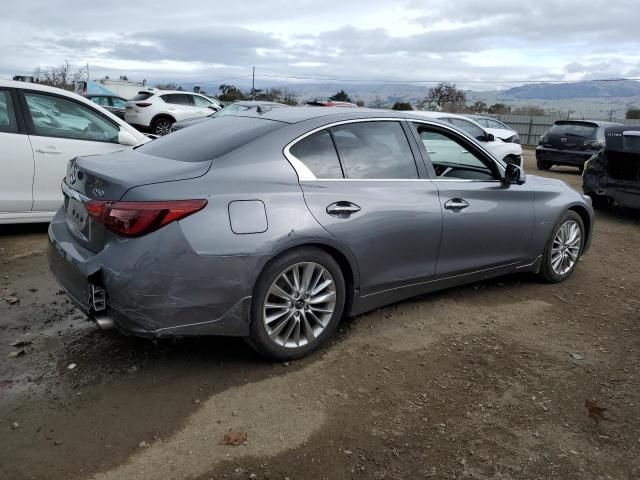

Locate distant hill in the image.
[502,79,640,100]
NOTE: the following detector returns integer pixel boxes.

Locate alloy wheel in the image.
[550,220,582,276]
[263,262,336,348]
[154,120,172,136]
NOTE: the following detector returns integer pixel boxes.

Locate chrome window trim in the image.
[283,117,505,182]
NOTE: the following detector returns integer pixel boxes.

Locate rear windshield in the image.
[549,122,598,138]
[137,115,284,162]
[130,92,154,101]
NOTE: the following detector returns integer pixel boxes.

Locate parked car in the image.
[0,80,147,224]
[466,115,520,143]
[170,101,288,133]
[306,101,359,107]
[583,125,640,209]
[48,108,592,360]
[413,111,523,166]
[124,88,222,136]
[536,120,620,173]
[85,94,128,119]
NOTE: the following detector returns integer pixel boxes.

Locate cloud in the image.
[1,0,639,86]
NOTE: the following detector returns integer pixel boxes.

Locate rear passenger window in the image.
[0,90,18,134]
[289,130,343,179]
[331,122,418,179]
[161,94,190,105]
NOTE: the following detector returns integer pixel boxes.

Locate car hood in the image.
[486,127,517,140]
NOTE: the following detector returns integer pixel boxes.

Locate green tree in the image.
[488,103,512,115]
[218,84,247,102]
[329,89,352,102]
[626,108,640,119]
[391,102,413,111]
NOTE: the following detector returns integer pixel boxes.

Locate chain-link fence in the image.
[493,114,640,146]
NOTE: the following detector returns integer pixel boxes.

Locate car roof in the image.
[553,119,621,127]
[232,106,454,126]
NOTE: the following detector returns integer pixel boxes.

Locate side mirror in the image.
[485,132,495,142]
[503,163,526,185]
[118,128,140,146]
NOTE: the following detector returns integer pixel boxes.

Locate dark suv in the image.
[583,126,640,209]
[536,120,620,173]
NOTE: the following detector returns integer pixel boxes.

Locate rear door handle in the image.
[35,148,61,154]
[444,198,469,210]
[326,201,361,217]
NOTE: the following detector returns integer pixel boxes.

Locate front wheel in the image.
[537,158,552,170]
[539,211,585,283]
[248,248,346,360]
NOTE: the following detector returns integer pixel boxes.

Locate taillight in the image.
[135,102,152,107]
[85,200,207,237]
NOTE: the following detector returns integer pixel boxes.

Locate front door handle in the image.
[444,198,469,210]
[326,201,361,217]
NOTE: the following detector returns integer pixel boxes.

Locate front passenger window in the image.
[24,92,119,143]
[0,90,18,134]
[417,127,496,180]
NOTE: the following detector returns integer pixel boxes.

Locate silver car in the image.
[48,108,594,360]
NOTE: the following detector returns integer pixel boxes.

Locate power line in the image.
[252,72,640,85]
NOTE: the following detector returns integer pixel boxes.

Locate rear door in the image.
[20,90,128,213]
[290,120,442,295]
[413,122,535,274]
[161,93,199,121]
[0,88,34,213]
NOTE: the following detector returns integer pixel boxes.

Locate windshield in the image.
[549,122,598,138]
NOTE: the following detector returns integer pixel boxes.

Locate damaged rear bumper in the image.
[47,209,261,337]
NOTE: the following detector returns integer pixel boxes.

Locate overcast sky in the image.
[3,0,639,89]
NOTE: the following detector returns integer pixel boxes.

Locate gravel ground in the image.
[1,150,639,480]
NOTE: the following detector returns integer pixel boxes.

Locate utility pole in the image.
[86,62,90,82]
[252,66,255,100]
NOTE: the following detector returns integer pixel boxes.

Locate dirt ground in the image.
[1,150,639,480]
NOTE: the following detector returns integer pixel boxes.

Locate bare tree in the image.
[33,61,86,90]
[421,82,466,111]
[155,82,183,91]
[368,96,385,109]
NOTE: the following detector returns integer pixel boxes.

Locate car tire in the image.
[536,158,552,170]
[152,117,174,136]
[504,155,522,167]
[247,247,346,360]
[539,210,585,283]
[589,194,613,210]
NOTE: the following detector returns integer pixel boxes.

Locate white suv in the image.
[125,89,222,135]
[413,111,523,166]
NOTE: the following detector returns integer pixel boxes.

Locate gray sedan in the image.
[48,108,594,360]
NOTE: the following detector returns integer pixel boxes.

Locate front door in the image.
[289,120,443,295]
[20,90,126,213]
[414,122,535,275]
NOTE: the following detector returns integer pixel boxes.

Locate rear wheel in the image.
[152,117,174,136]
[539,211,584,283]
[248,248,346,360]
[536,158,552,170]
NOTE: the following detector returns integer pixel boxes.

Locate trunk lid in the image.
[63,149,211,252]
[543,121,598,150]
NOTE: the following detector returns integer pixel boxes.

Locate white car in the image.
[124,89,222,136]
[412,112,523,166]
[467,115,520,144]
[0,79,148,224]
